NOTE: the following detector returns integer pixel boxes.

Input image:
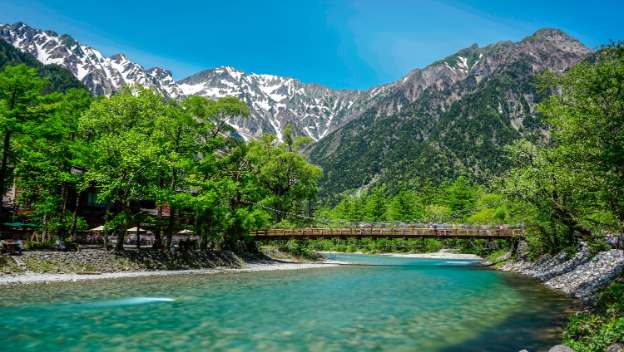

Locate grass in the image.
[563,279,624,351]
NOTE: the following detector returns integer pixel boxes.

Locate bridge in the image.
[252,225,524,240]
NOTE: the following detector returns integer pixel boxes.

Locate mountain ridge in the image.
[308,27,592,198]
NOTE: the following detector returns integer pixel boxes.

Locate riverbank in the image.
[0,261,339,285]
[0,249,338,285]
[496,244,624,303]
[494,244,624,351]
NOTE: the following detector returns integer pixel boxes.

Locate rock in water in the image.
[548,345,575,352]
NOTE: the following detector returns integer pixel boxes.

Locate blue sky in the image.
[1,0,623,89]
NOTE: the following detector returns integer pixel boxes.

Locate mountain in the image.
[0,22,182,97]
[0,37,83,92]
[308,29,592,199]
[178,67,376,141]
[0,22,375,141]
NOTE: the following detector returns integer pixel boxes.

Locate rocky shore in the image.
[0,249,337,285]
[498,243,624,303]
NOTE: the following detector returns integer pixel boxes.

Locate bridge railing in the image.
[253,225,524,239]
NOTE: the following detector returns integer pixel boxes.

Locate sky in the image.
[1,0,623,89]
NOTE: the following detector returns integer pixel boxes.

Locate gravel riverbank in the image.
[0,262,338,285]
[498,244,624,303]
[0,249,338,285]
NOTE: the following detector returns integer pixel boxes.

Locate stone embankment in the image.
[1,249,244,274]
[499,243,624,303]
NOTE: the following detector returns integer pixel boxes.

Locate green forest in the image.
[0,64,321,251]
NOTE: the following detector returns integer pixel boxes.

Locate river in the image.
[0,253,572,351]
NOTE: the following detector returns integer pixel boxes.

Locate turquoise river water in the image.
[0,254,573,351]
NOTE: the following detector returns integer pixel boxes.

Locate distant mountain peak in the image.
[178,65,371,141]
[525,28,586,47]
[0,22,183,97]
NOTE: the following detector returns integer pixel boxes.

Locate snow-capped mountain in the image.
[0,21,498,142]
[0,22,182,97]
[0,22,377,140]
[178,67,373,141]
[0,22,592,149]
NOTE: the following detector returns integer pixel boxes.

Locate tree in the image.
[539,45,624,231]
[80,86,163,250]
[182,96,252,250]
[501,140,599,252]
[216,142,271,250]
[14,88,92,240]
[443,176,478,215]
[0,64,46,219]
[363,187,387,222]
[246,135,322,223]
[499,45,624,253]
[386,191,425,222]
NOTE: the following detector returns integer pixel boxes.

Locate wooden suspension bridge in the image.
[252,225,524,240]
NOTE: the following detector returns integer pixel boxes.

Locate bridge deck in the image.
[252,226,523,240]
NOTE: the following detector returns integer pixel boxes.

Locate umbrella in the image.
[88,225,105,232]
[126,227,149,233]
[177,229,193,235]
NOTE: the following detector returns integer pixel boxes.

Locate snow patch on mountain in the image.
[0,22,183,98]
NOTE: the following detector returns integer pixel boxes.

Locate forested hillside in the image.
[309,29,591,200]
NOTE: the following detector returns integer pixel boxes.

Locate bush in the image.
[564,281,624,351]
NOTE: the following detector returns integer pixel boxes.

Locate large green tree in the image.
[80,86,163,250]
[0,64,47,220]
[501,45,624,252]
[539,45,624,231]
[15,88,92,240]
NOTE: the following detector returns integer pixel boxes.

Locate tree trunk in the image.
[153,175,165,250]
[116,230,124,251]
[136,220,141,250]
[69,190,81,241]
[0,130,11,220]
[116,212,126,251]
[153,204,163,250]
[166,207,175,250]
[103,231,109,251]
[59,183,68,238]
[166,169,177,250]
[103,204,111,251]
[41,213,49,242]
